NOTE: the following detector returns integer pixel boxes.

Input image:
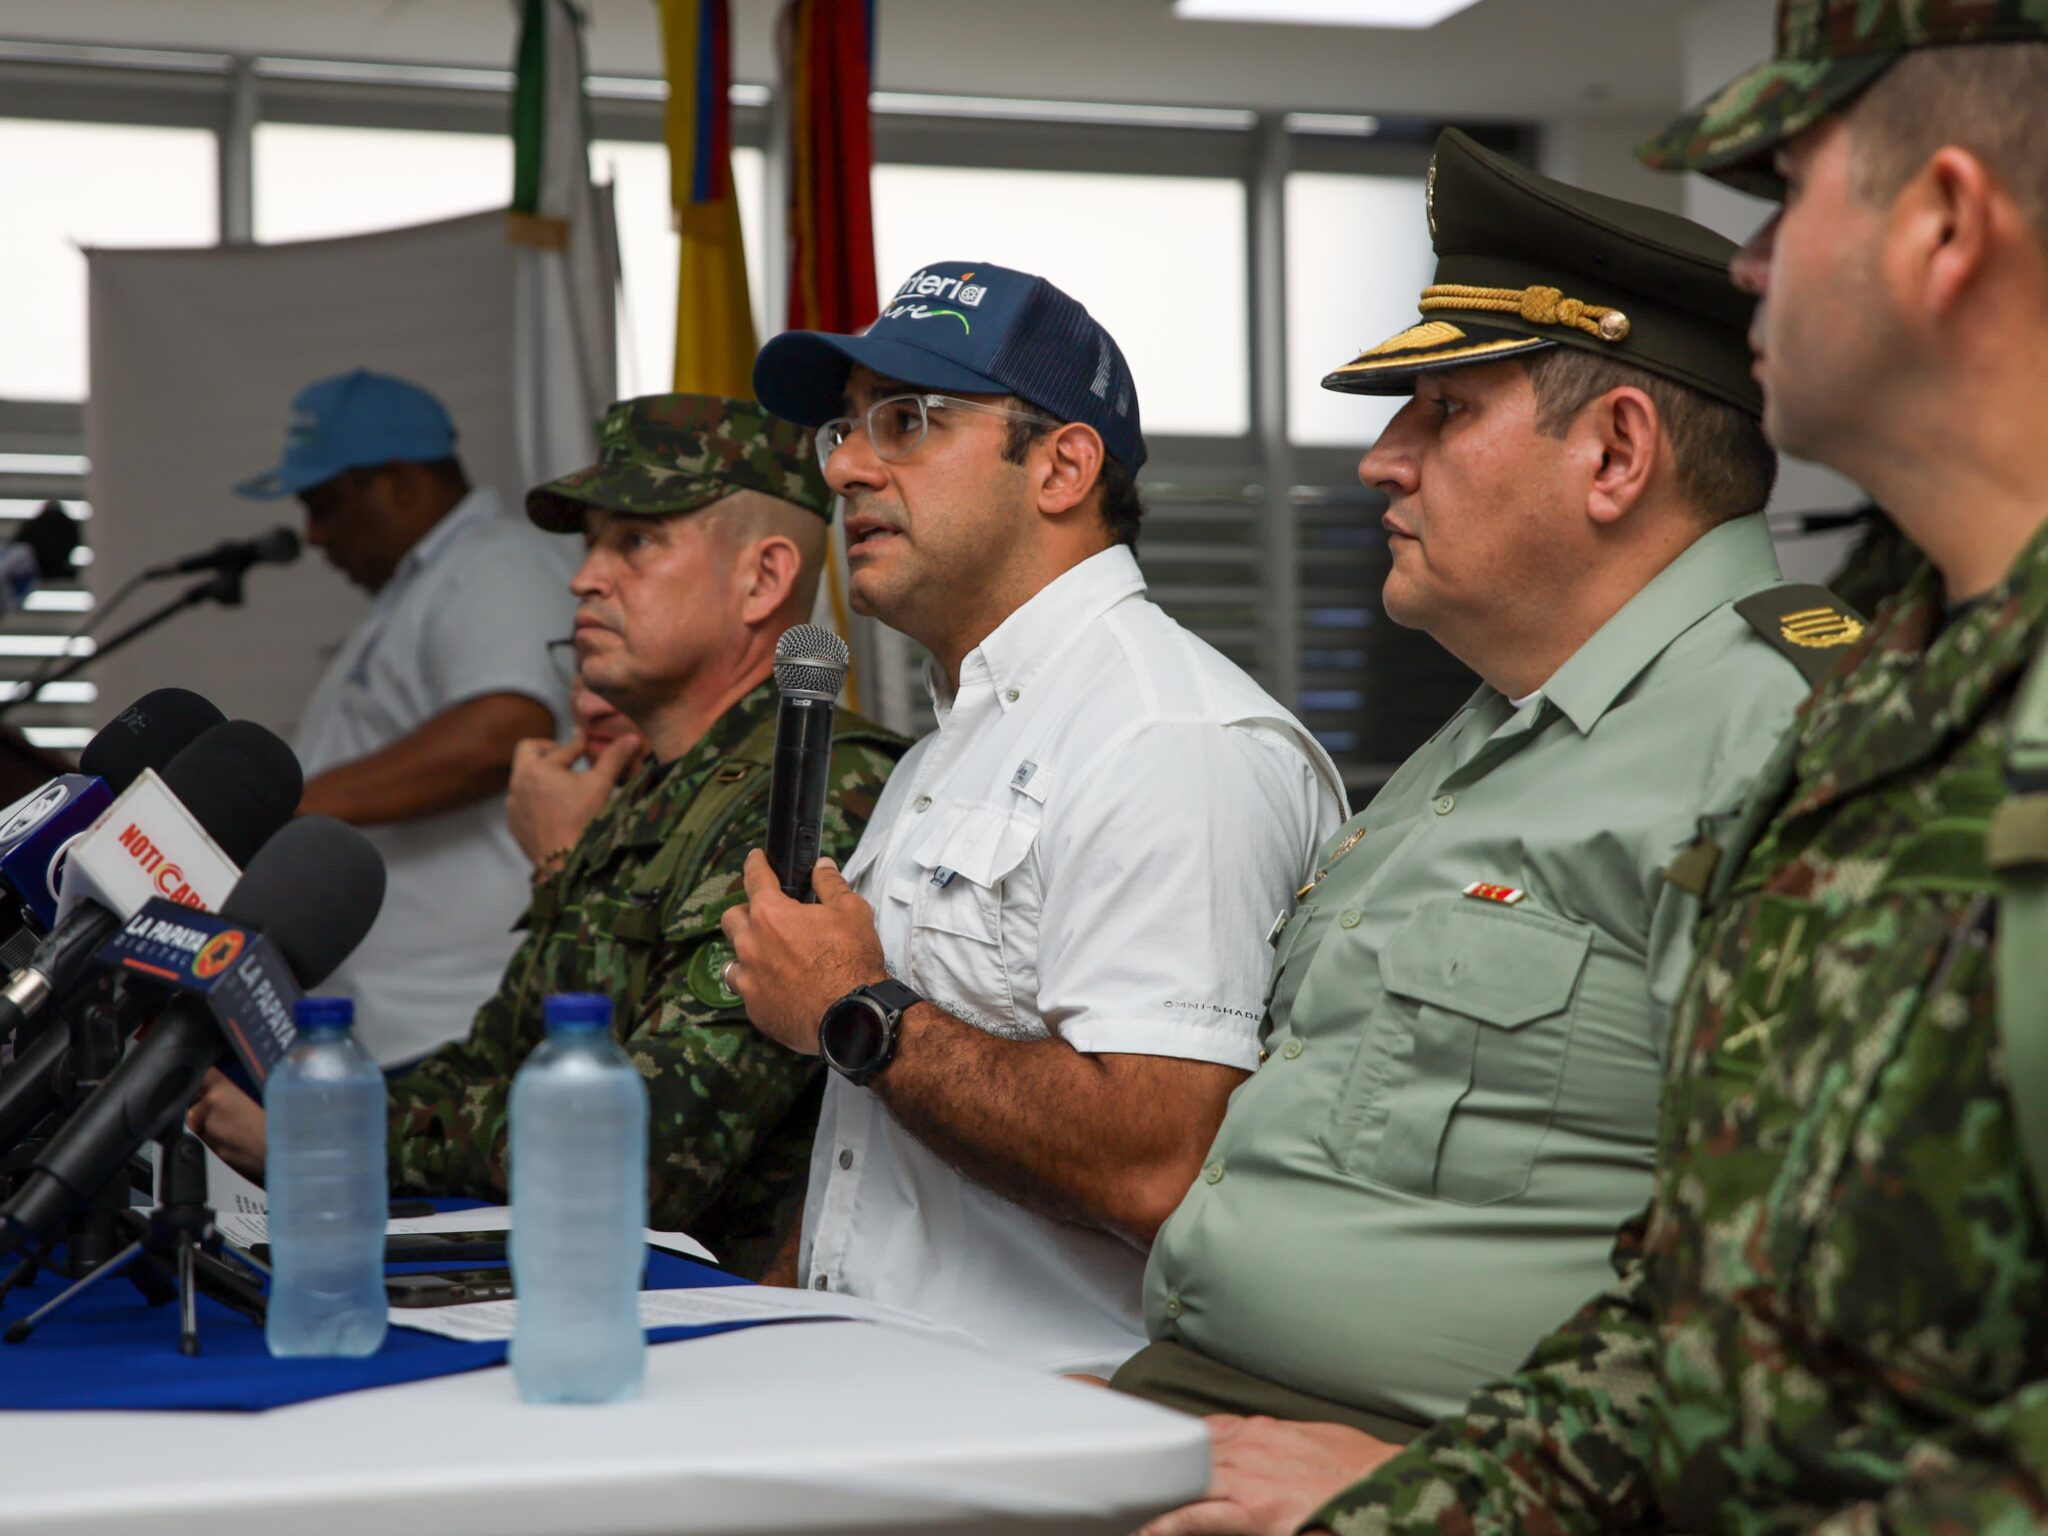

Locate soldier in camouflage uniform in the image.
[190,395,906,1280]
[1265,5,2048,1536]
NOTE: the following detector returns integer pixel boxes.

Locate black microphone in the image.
[765,624,851,902]
[0,718,300,1161]
[143,527,301,580]
[76,688,228,797]
[0,815,386,1256]
[0,720,303,1043]
[0,504,78,619]
[0,688,225,959]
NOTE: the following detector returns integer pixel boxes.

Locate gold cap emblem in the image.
[1425,156,1438,239]
[1779,606,1864,649]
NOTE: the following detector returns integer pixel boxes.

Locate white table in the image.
[2,1320,1210,1536]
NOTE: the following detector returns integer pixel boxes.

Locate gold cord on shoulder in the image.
[1420,283,1631,343]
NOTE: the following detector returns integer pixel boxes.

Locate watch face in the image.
[823,996,888,1074]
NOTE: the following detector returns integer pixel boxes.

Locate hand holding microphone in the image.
[765,624,852,901]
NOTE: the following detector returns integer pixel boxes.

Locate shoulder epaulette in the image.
[1732,583,1867,687]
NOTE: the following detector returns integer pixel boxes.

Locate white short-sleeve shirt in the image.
[800,546,1346,1375]
[294,487,575,1064]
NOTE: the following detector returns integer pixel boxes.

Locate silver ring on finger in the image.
[722,959,739,994]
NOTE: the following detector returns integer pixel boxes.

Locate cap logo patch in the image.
[1426,156,1439,238]
[889,268,990,308]
[1778,607,1864,649]
[1362,321,1467,357]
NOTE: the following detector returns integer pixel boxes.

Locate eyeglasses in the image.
[815,393,1061,472]
[546,635,578,691]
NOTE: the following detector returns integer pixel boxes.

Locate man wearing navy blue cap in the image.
[720,262,1347,1375]
[235,369,573,1065]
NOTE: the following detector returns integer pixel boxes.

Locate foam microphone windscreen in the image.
[157,720,304,868]
[220,814,385,987]
[20,504,76,583]
[77,688,226,794]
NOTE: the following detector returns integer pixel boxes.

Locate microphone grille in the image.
[774,624,851,701]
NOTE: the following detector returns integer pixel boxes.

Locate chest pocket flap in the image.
[901,801,1038,939]
[1364,898,1592,1203]
[1379,899,1589,1027]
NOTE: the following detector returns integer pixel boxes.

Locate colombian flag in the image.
[660,0,758,399]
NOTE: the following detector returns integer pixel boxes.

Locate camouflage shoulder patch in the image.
[686,936,744,1011]
[1734,583,1866,687]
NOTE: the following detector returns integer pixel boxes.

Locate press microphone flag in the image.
[766,624,851,901]
[0,688,223,940]
[0,815,385,1258]
[0,720,302,1043]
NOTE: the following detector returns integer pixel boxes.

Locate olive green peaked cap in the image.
[1323,129,1761,417]
[1640,0,2048,198]
[526,393,831,533]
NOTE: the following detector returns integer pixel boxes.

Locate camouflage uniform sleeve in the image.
[1799,1389,2048,1532]
[629,736,899,1233]
[1306,1212,1663,1536]
[383,922,549,1203]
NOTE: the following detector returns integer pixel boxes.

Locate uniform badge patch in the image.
[687,938,743,1010]
[1462,880,1525,905]
[1779,606,1865,649]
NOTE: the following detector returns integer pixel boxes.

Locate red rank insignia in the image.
[1462,880,1525,905]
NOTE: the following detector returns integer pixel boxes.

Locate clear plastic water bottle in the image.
[264,996,389,1358]
[510,993,648,1403]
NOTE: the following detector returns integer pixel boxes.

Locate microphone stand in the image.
[3,1122,268,1355]
[0,567,247,719]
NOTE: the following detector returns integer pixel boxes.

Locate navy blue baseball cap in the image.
[753,261,1147,470]
[235,369,458,500]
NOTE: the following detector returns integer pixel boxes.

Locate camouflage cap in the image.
[525,393,832,533]
[1639,0,2048,198]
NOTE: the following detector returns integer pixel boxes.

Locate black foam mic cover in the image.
[19,504,76,583]
[220,814,386,988]
[77,689,226,795]
[156,720,304,868]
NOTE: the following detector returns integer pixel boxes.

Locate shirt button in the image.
[1203,1160,1225,1185]
[1433,794,1455,816]
[913,795,933,813]
[838,1148,854,1170]
[1163,1294,1183,1320]
[1282,1038,1304,1060]
[812,1275,830,1291]
[1339,909,1362,929]
[1004,687,1020,703]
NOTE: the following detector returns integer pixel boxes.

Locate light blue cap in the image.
[544,993,613,1033]
[294,995,354,1031]
[235,369,458,500]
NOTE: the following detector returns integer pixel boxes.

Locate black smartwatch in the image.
[818,978,922,1086]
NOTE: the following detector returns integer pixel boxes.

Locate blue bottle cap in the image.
[544,993,613,1034]
[294,995,354,1032]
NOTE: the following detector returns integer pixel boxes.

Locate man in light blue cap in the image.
[233,368,573,1064]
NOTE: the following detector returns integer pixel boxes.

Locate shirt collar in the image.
[394,486,502,585]
[1539,512,1784,735]
[926,545,1147,715]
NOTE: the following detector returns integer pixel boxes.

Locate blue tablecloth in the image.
[0,1206,754,1413]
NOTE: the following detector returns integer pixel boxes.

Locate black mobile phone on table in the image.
[249,1230,510,1265]
[385,1266,515,1308]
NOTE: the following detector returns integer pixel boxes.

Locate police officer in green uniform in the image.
[1283,6,2048,1536]
[188,394,907,1280]
[1118,131,1864,1519]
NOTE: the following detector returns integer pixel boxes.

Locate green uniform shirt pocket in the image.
[1344,899,1591,1205]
